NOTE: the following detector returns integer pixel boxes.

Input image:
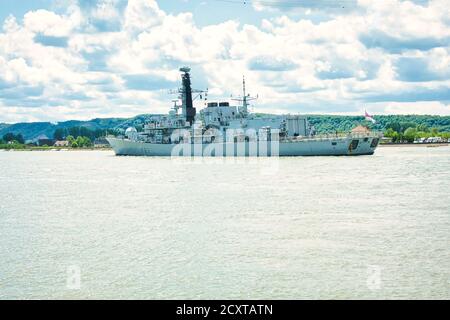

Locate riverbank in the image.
[379,143,449,147]
[0,147,112,151]
[2,144,449,152]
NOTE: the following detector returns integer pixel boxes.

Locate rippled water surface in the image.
[0,146,449,299]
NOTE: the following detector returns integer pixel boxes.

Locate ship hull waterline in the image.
[106,136,379,157]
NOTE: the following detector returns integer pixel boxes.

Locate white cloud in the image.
[124,0,164,33]
[380,101,450,115]
[23,9,80,36]
[0,0,449,123]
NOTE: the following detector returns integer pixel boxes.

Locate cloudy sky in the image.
[0,0,449,123]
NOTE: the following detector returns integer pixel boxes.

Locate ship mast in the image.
[175,67,207,125]
[242,76,247,112]
[233,75,257,117]
[179,67,195,125]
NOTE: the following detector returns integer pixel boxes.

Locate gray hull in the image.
[107,136,379,156]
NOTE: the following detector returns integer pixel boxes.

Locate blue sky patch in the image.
[34,34,69,47]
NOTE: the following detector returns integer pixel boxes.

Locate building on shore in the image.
[54,140,69,147]
[414,137,447,144]
[33,134,55,146]
[38,138,56,146]
[94,137,110,148]
[381,137,393,144]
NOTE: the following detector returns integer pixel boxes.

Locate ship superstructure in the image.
[107,67,380,156]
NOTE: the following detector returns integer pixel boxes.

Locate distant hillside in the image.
[1,114,449,140]
[0,123,11,132]
[308,115,450,133]
[255,114,450,133]
[0,115,158,141]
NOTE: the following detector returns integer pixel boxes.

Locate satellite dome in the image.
[125,127,137,134]
[125,127,138,140]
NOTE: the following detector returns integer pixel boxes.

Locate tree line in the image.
[384,123,450,143]
[0,126,114,149]
[308,115,450,133]
[53,126,114,141]
[1,132,25,143]
[0,133,26,149]
[66,135,92,148]
[0,133,25,145]
[53,126,118,148]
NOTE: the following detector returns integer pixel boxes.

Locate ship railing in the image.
[281,132,382,142]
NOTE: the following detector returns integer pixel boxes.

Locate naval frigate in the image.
[107,67,380,157]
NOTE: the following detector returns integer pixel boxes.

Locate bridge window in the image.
[350,139,359,150]
[370,138,379,148]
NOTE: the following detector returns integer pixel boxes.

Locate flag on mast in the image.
[365,110,376,124]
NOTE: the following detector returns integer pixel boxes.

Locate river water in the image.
[0,146,449,299]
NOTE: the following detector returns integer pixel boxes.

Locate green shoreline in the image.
[379,143,449,147]
[0,147,112,151]
[2,144,449,152]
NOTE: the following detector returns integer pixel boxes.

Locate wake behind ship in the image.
[107,67,380,157]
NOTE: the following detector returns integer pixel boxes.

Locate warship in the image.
[107,67,380,157]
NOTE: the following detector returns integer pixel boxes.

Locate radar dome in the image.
[125,127,138,140]
[125,127,137,134]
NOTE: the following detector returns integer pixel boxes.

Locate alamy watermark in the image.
[366,265,382,291]
[66,265,81,290]
[170,127,280,157]
[169,127,280,174]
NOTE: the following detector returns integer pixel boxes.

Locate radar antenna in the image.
[171,99,180,115]
[232,75,257,116]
